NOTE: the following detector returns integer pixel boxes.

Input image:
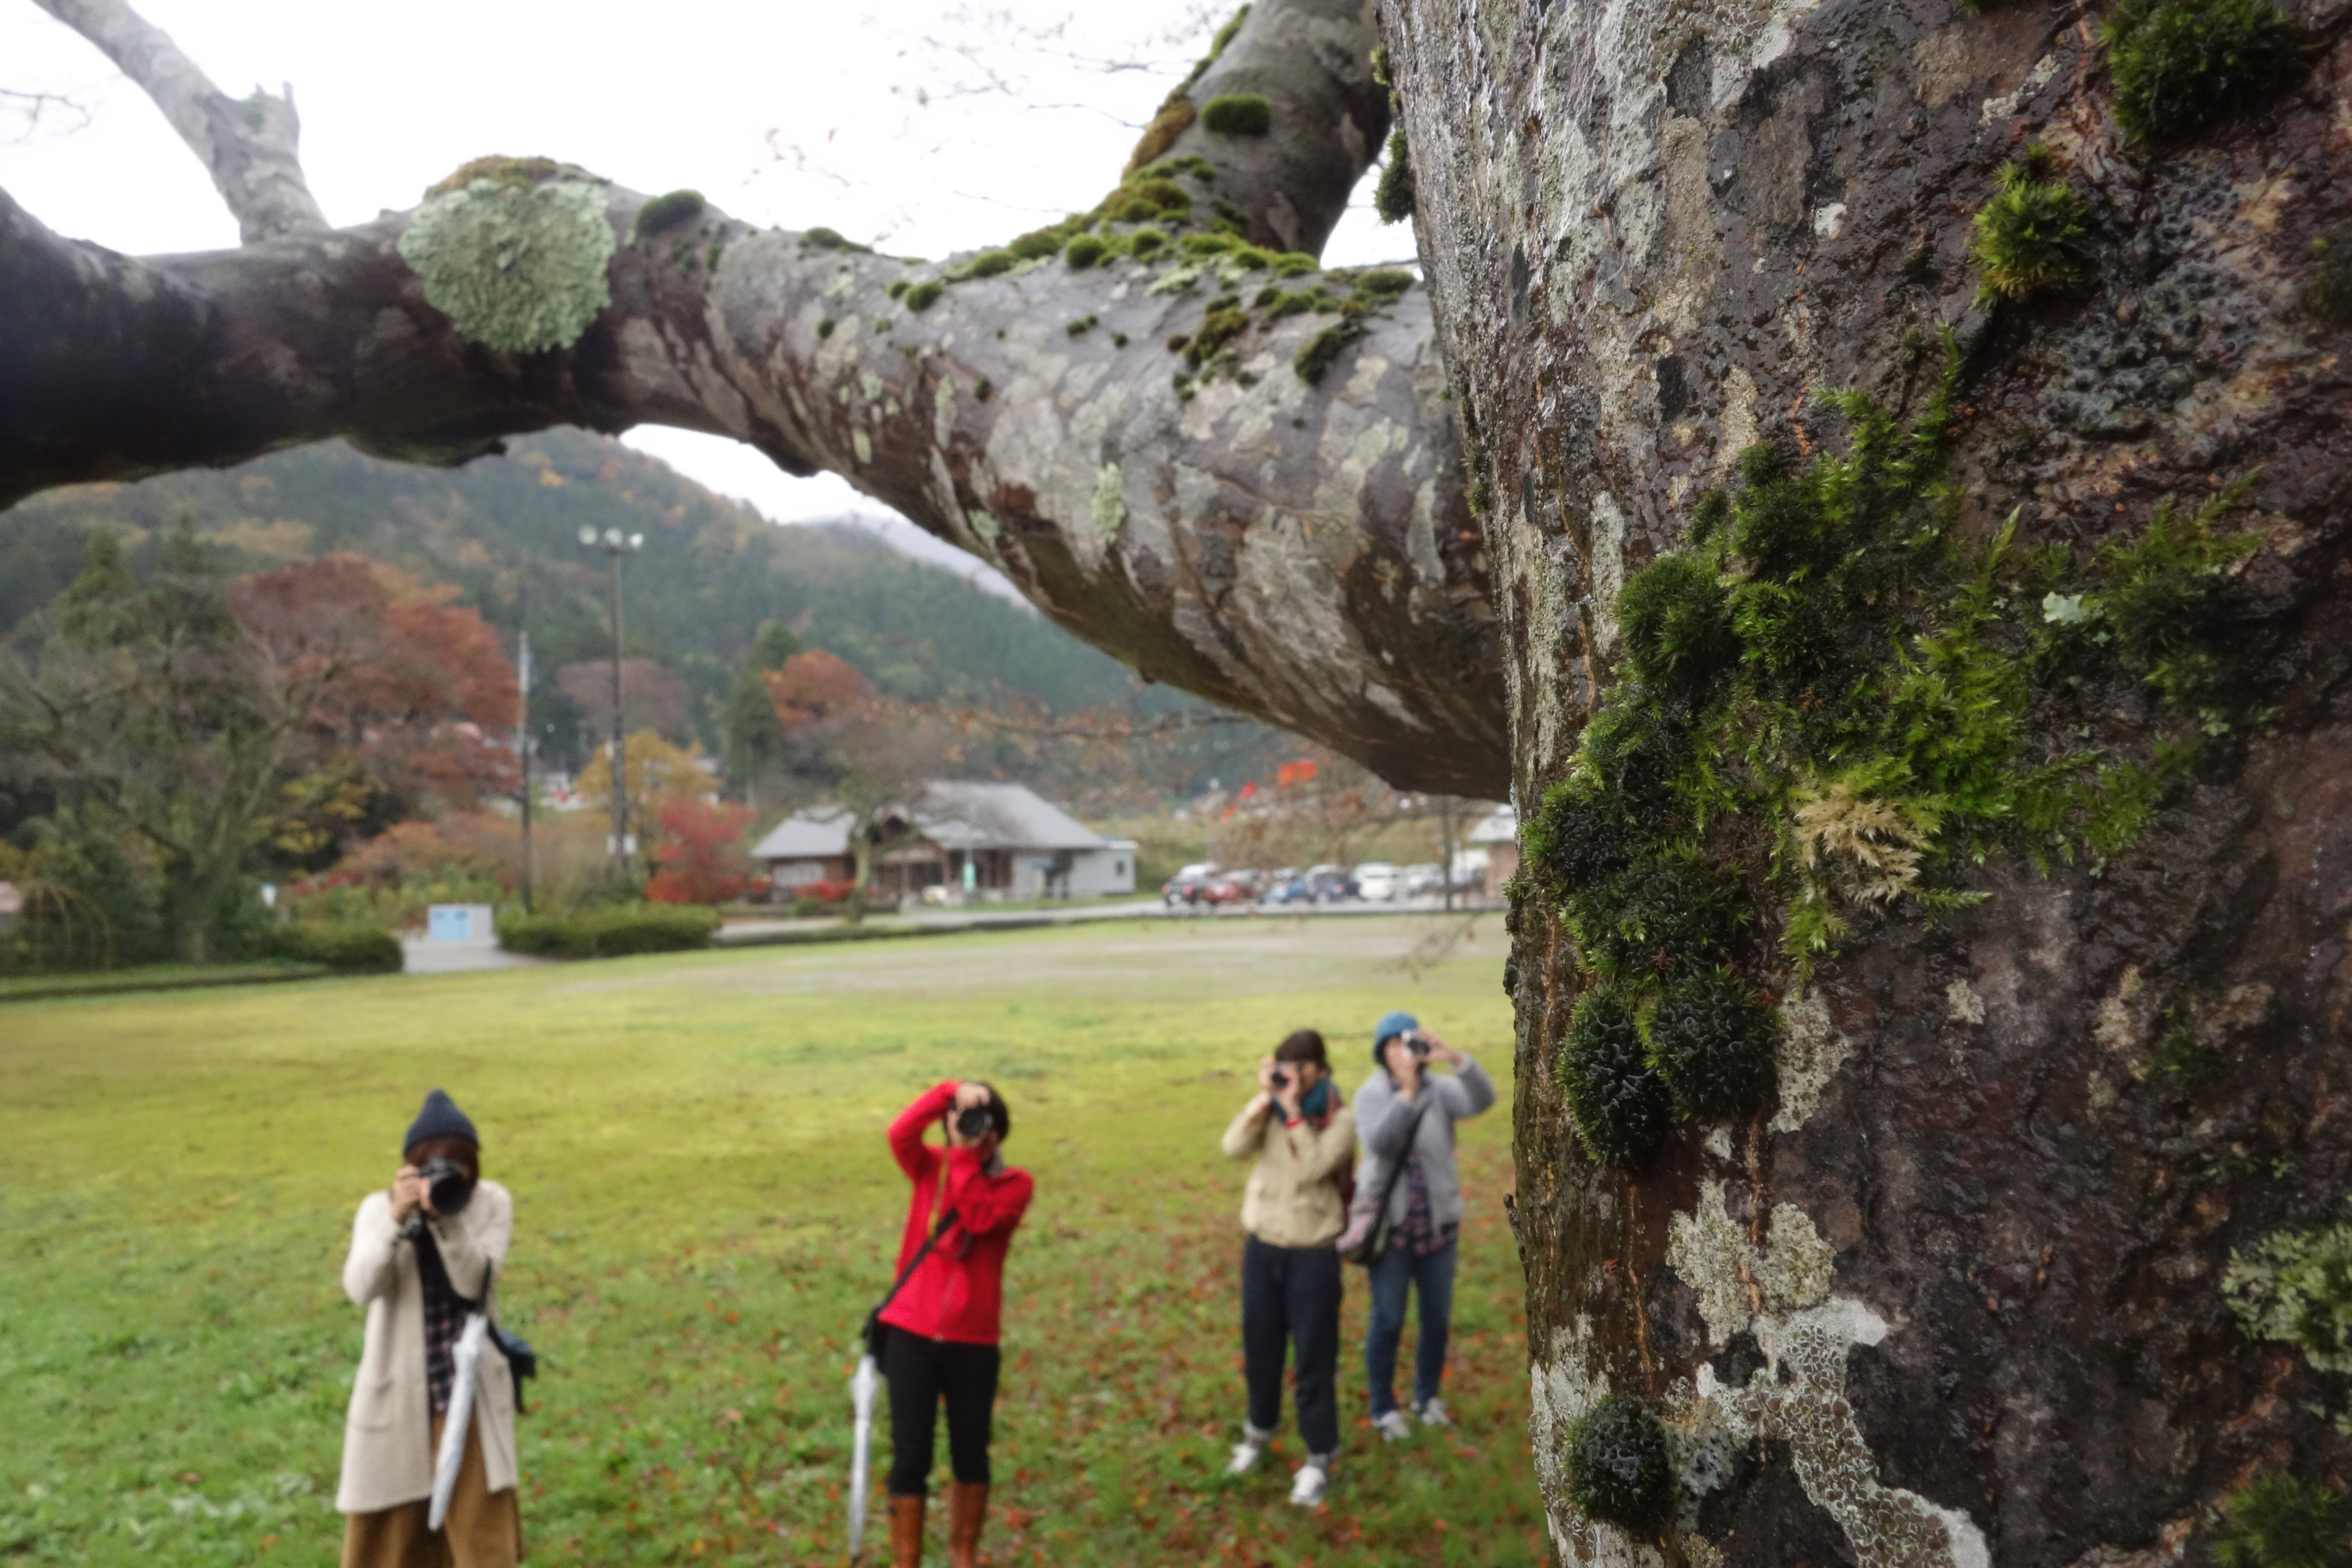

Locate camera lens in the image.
[1269,1068,1289,1090]
[419,1156,475,1216]
[954,1104,993,1139]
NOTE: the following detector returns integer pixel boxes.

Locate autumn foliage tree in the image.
[643,799,756,906]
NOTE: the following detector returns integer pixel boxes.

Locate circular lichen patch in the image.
[397,178,617,355]
[1564,1395,1675,1533]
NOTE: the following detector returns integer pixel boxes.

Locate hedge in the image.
[273,922,405,973]
[495,903,720,959]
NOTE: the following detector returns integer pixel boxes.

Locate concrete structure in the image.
[1468,804,1519,900]
[750,783,1136,902]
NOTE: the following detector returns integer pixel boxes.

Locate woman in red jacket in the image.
[879,1080,1034,1568]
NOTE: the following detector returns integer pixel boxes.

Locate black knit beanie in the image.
[403,1087,478,1155]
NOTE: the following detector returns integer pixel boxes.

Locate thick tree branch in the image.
[29,0,325,243]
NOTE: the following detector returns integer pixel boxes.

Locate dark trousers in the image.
[1365,1237,1457,1418]
[883,1331,1000,1497]
[1240,1234,1341,1459]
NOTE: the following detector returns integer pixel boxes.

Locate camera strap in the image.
[411,1222,539,1411]
[863,1204,960,1363]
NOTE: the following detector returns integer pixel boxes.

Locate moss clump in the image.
[425,155,585,198]
[2213,1472,2350,1568]
[799,226,873,254]
[902,280,943,312]
[1185,300,1249,368]
[816,317,836,339]
[1648,967,1781,1122]
[1524,341,2269,1163]
[885,278,910,299]
[1619,551,1737,704]
[1064,235,1109,269]
[1202,94,1274,135]
[632,188,704,239]
[1374,128,1417,225]
[1969,151,2094,305]
[397,176,616,355]
[2101,0,2304,143]
[2306,224,2352,324]
[1104,178,1193,223]
[1128,228,1167,259]
[1066,314,1099,337]
[1559,990,1672,1167]
[1293,324,1358,385]
[972,377,992,402]
[2223,1207,2352,1378]
[1562,1395,1676,1532]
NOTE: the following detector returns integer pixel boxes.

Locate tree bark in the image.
[0,0,1504,797]
[1382,0,2352,1559]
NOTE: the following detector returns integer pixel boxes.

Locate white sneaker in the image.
[1287,1462,1328,1507]
[1417,1397,1453,1428]
[1225,1440,1262,1476]
[1372,1409,1414,1443]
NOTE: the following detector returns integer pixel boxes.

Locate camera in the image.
[954,1103,995,1140]
[1268,1067,1290,1090]
[1403,1030,1431,1058]
[418,1155,476,1216]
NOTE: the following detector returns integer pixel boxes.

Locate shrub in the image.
[1559,989,1672,1167]
[1200,93,1273,135]
[495,902,720,959]
[1563,1395,1675,1532]
[273,922,404,974]
[2101,0,2303,143]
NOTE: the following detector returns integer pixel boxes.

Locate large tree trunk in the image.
[1383,0,2352,1560]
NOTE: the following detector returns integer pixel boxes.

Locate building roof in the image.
[750,782,1109,860]
[1467,804,1518,844]
[749,806,856,860]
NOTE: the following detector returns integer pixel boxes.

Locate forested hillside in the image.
[0,429,1161,762]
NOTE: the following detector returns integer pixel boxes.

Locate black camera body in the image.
[1405,1030,1431,1058]
[1268,1067,1291,1090]
[953,1104,995,1140]
[419,1155,476,1216]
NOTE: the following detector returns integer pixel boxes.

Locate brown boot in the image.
[888,1494,925,1568]
[946,1480,989,1568]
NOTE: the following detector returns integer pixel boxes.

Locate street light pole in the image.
[579,526,644,867]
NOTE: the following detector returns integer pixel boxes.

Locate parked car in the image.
[1162,862,1219,905]
[1352,861,1402,902]
[1402,863,1445,898]
[1201,868,1265,905]
[1304,864,1350,901]
[1262,869,1314,904]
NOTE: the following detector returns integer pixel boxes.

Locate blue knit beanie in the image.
[403,1087,478,1155]
[1373,1011,1419,1066]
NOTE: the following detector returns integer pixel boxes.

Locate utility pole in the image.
[517,627,533,913]
[579,526,644,866]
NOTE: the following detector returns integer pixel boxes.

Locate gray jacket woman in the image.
[1351,1011,1495,1439]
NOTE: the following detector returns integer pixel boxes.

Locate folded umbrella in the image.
[847,1352,880,1561]
[429,1314,490,1531]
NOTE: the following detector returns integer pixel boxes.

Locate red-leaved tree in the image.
[643,799,755,906]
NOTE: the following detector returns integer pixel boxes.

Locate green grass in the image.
[0,916,1541,1565]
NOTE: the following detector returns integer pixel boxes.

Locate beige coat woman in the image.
[336,1179,518,1515]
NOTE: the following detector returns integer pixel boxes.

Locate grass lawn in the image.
[0,960,327,1001]
[1,914,1544,1565]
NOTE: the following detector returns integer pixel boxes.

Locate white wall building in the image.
[750,782,1136,901]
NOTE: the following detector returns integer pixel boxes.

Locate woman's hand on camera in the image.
[390,1164,429,1221]
[953,1081,992,1112]
[1422,1032,1463,1067]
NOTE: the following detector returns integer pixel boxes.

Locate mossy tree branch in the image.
[0,0,1502,797]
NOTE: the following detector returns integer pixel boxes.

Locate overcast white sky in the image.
[0,0,1406,588]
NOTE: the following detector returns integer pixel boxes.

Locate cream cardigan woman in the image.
[336,1180,518,1515]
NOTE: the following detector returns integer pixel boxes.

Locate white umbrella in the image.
[846,1352,880,1561]
[429,1314,490,1531]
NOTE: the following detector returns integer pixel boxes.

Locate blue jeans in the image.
[1364,1238,1457,1418]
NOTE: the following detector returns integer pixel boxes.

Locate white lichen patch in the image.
[397,179,615,354]
[1945,979,1985,1026]
[1666,1181,1758,1346]
[1695,1299,1993,1568]
[1772,989,1854,1132]
[851,430,873,466]
[2095,964,2157,1079]
[1090,463,1126,540]
[1759,1202,1836,1312]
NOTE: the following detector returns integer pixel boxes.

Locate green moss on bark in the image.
[1969,153,2094,305]
[2101,0,2304,142]
[1563,1395,1676,1531]
[1374,128,1416,225]
[1201,94,1273,135]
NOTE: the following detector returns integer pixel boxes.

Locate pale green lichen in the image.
[966,509,1000,545]
[1091,464,1127,539]
[1771,990,1854,1132]
[1759,1203,1837,1312]
[397,178,616,354]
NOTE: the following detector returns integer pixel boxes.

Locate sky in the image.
[0,0,1407,590]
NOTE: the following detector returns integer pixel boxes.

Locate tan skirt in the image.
[340,1414,524,1568]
